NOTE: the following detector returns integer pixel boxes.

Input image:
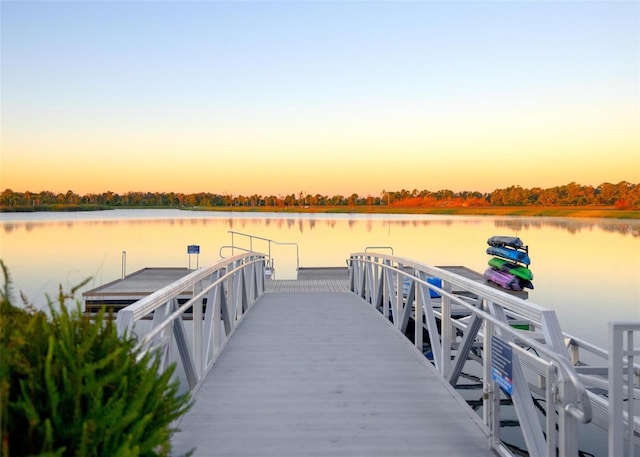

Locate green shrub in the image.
[0,261,192,456]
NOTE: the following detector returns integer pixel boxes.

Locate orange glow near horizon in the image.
[2,118,638,196]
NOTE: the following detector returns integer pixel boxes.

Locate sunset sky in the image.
[1,1,638,197]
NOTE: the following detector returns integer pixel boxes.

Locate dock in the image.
[85,265,524,309]
[170,274,494,457]
[106,253,627,457]
[83,267,193,313]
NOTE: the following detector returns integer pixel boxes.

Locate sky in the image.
[1,0,638,197]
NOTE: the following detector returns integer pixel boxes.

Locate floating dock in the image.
[82,267,193,313]
[83,265,526,313]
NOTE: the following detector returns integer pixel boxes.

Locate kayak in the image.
[484,267,533,291]
[487,235,525,250]
[488,257,533,281]
[486,245,531,266]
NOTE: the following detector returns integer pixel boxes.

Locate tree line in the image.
[1,181,639,210]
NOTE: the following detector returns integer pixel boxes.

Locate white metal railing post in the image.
[440,279,452,378]
[395,262,402,329]
[193,278,203,378]
[609,322,640,457]
[609,322,624,457]
[545,364,557,457]
[558,374,579,456]
[483,319,501,449]
[626,329,637,453]
[382,259,391,320]
[414,279,422,351]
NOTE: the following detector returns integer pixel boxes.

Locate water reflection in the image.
[1,210,638,351]
[3,212,639,237]
[494,217,640,236]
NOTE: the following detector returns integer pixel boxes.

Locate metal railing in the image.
[561,330,640,455]
[364,246,394,255]
[116,253,267,394]
[608,322,640,457]
[219,230,299,278]
[348,252,594,457]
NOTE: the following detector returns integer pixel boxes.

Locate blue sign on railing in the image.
[491,336,513,394]
[187,245,200,254]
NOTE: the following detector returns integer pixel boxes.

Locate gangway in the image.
[111,251,639,457]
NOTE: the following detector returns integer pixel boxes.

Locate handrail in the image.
[225,230,300,273]
[116,252,267,395]
[364,246,394,255]
[133,259,258,352]
[348,252,595,456]
[365,256,592,423]
[219,244,252,258]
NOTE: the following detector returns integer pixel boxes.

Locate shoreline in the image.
[1,204,638,219]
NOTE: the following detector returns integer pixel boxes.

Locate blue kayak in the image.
[403,277,441,298]
[486,245,531,266]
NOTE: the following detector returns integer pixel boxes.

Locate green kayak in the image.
[488,257,533,281]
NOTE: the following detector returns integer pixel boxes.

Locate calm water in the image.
[1,209,638,350]
[1,209,639,455]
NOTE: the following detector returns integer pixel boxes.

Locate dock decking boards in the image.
[171,291,495,457]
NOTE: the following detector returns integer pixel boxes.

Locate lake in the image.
[1,209,638,350]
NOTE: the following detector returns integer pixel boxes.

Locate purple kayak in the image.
[484,267,526,291]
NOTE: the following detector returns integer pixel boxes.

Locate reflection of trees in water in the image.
[494,218,640,236]
[3,214,638,238]
[601,223,640,237]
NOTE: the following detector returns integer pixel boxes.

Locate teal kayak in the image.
[486,245,531,266]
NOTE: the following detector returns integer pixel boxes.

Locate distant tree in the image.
[1,189,14,206]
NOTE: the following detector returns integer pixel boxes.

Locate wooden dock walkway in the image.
[171,276,495,456]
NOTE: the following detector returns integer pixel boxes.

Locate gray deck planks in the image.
[171,290,495,456]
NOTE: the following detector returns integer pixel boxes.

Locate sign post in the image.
[187,244,200,269]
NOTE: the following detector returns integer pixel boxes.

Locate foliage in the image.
[2,180,639,210]
[0,261,192,456]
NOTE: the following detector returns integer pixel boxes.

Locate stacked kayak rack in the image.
[484,235,534,291]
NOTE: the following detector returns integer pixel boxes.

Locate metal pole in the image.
[122,251,126,279]
[609,323,624,457]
